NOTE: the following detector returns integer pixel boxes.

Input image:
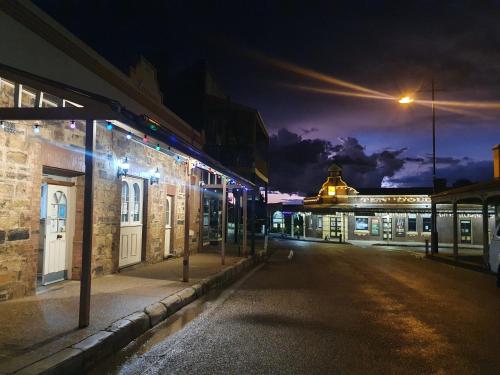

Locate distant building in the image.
[270,164,493,247]
[167,62,270,242]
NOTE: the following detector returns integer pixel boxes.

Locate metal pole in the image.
[432,78,436,193]
[250,189,256,256]
[221,177,227,265]
[243,189,248,257]
[198,175,203,254]
[234,189,240,244]
[79,119,95,328]
[264,184,268,235]
[183,165,190,282]
[431,202,438,254]
[482,201,490,268]
[452,201,458,260]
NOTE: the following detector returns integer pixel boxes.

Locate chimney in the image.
[493,145,500,179]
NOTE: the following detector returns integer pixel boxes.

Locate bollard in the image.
[425,239,429,255]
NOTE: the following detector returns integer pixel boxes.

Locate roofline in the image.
[2,0,202,146]
[0,63,255,188]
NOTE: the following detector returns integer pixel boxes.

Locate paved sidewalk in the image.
[0,251,245,373]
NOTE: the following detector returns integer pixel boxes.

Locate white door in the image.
[164,196,173,257]
[119,177,143,268]
[42,185,70,285]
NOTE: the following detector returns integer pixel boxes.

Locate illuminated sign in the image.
[351,196,431,205]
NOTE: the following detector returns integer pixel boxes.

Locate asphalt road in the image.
[111,240,500,375]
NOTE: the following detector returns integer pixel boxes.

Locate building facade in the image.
[270,165,493,247]
[0,2,254,301]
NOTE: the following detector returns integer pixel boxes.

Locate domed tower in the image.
[304,164,358,205]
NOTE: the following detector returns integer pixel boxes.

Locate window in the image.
[121,181,129,223]
[165,199,170,226]
[422,217,432,232]
[132,183,140,222]
[327,186,336,196]
[395,218,405,237]
[318,216,323,228]
[408,214,417,232]
[371,218,380,235]
[51,191,67,233]
[355,217,369,231]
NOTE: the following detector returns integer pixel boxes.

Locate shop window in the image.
[408,214,417,232]
[460,220,472,244]
[422,217,432,232]
[371,218,380,235]
[318,216,323,228]
[355,217,369,231]
[395,218,405,237]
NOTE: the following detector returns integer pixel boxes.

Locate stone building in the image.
[0,2,255,301]
[270,164,494,248]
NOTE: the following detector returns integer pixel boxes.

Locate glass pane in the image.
[165,199,170,225]
[121,181,129,222]
[58,204,67,219]
[133,183,140,222]
[57,219,66,233]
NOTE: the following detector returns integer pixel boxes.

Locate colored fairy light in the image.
[126,132,132,140]
[143,134,148,143]
[70,120,76,129]
[106,121,113,131]
[156,143,161,151]
[33,124,40,134]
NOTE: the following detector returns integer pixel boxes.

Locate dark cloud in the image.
[386,158,493,187]
[301,127,318,135]
[269,130,407,194]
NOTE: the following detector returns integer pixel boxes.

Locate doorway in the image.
[39,183,75,285]
[382,217,393,240]
[164,195,173,257]
[460,219,472,244]
[119,176,144,268]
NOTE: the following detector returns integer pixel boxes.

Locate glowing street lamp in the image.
[398,96,414,104]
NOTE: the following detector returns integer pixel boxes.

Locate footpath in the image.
[0,242,266,374]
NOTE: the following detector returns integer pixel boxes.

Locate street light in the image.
[398,79,439,254]
[398,78,437,192]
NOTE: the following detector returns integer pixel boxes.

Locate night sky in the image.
[34,0,500,197]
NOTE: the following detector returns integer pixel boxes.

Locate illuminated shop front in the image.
[270,164,494,246]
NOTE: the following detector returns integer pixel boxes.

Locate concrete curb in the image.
[13,253,266,375]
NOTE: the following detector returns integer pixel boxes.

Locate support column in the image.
[483,201,490,268]
[234,189,240,244]
[79,119,95,329]
[452,201,458,260]
[264,184,268,235]
[183,166,191,282]
[250,188,256,256]
[431,202,439,254]
[243,188,248,256]
[198,170,203,253]
[221,178,227,265]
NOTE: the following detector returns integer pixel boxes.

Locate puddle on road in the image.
[88,288,224,375]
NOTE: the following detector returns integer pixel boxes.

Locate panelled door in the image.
[382,218,393,240]
[42,184,71,285]
[119,177,143,268]
[460,219,472,244]
[330,216,342,239]
[164,195,173,257]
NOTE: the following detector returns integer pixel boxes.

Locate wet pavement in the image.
[0,250,243,373]
[113,239,500,375]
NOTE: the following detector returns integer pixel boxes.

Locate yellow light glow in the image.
[328,186,336,196]
[398,96,414,104]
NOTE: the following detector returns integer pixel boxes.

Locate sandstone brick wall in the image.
[0,115,201,300]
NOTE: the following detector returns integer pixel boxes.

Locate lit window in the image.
[328,186,336,196]
[408,214,417,232]
[355,217,369,231]
[422,217,432,232]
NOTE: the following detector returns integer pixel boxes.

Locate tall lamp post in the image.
[399,78,439,253]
